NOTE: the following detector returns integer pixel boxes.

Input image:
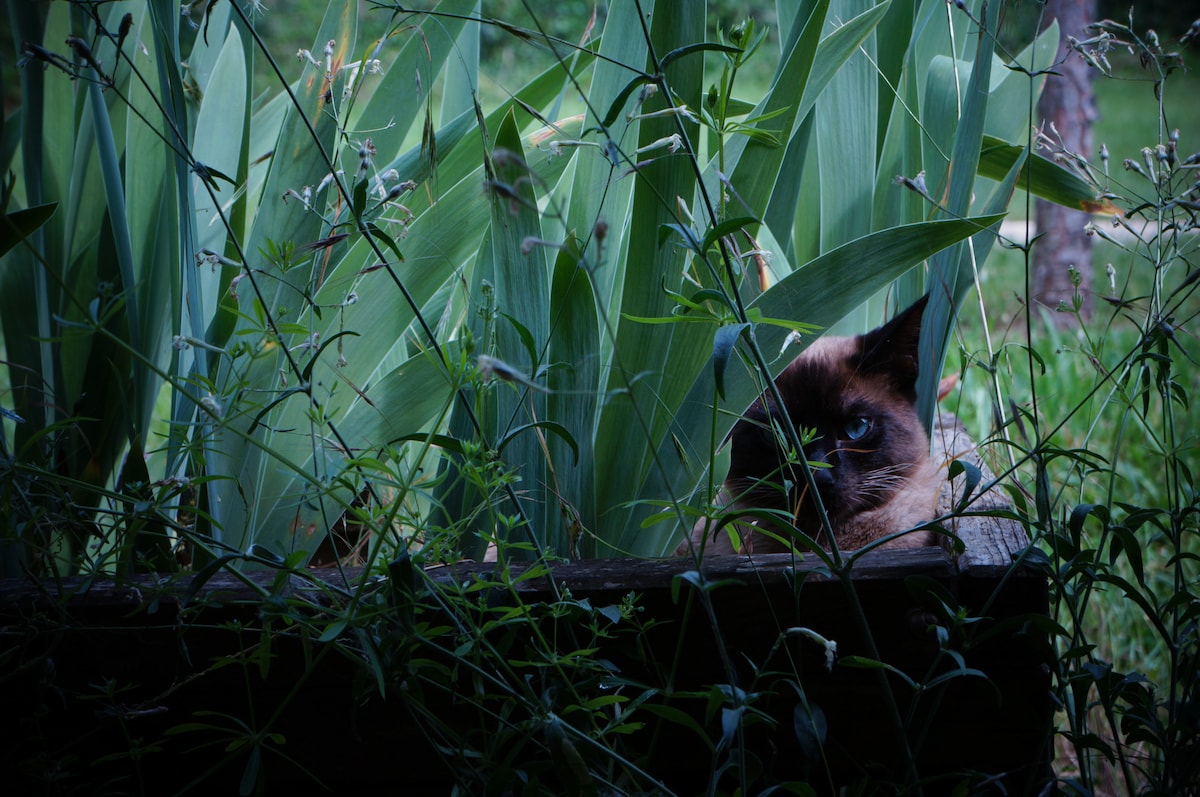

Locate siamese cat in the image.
[679,295,940,556]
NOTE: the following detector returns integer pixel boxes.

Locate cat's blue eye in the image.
[844,416,872,440]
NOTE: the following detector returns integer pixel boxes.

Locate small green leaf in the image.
[1068,503,1098,539]
[659,284,710,313]
[0,202,57,258]
[1018,545,1054,575]
[597,604,623,624]
[248,544,284,564]
[701,215,759,254]
[838,656,918,690]
[793,702,827,762]
[621,312,714,326]
[191,160,237,191]
[388,549,417,629]
[387,432,466,456]
[729,125,782,146]
[500,312,539,368]
[352,177,368,220]
[719,705,744,752]
[498,420,580,466]
[239,744,261,796]
[673,570,743,598]
[947,458,982,512]
[366,221,404,262]
[300,330,360,381]
[742,309,819,336]
[317,619,348,643]
[601,74,654,128]
[1109,524,1145,586]
[924,667,995,692]
[642,703,714,750]
[712,322,749,400]
[659,221,702,252]
[722,97,758,116]
[686,288,732,309]
[659,41,741,71]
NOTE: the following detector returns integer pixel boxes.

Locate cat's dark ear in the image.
[728,397,772,445]
[856,294,928,393]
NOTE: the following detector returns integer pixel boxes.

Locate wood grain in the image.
[932,410,1032,576]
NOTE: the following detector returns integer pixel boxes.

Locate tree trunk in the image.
[1034,0,1097,327]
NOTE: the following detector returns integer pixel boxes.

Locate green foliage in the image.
[11,1,1196,795]
[1,0,1075,572]
[950,13,1200,794]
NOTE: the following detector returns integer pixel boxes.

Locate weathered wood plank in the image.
[0,546,955,615]
[932,411,1032,576]
[428,544,954,592]
[0,567,333,614]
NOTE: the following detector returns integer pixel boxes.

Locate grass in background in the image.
[948,31,1199,788]
[1095,66,1200,169]
[951,234,1199,657]
[1005,52,1200,223]
[950,36,1199,561]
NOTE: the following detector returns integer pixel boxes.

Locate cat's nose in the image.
[812,465,835,489]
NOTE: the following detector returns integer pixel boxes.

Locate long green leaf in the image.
[592,1,706,548]
[192,25,248,348]
[979,135,1115,213]
[918,0,1000,429]
[564,0,653,317]
[483,109,553,549]
[89,77,145,408]
[547,236,600,556]
[718,0,830,222]
[207,2,358,551]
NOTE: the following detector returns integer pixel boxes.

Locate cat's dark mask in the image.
[725,295,931,535]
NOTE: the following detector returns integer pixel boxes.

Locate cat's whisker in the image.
[833,445,882,456]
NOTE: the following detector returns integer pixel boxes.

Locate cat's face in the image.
[724,296,930,544]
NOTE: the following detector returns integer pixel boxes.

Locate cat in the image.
[678,295,940,556]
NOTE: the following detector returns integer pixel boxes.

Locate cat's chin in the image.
[676,461,940,557]
[677,513,935,556]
